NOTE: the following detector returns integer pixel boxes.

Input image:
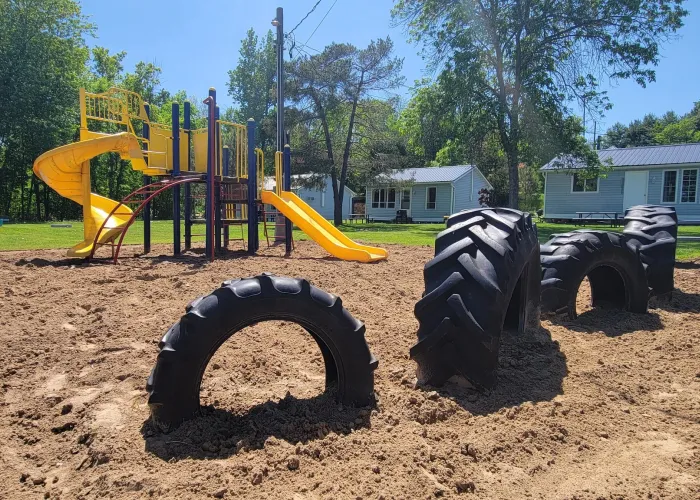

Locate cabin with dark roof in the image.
[541,143,700,222]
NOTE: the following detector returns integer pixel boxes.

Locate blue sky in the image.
[81,0,699,136]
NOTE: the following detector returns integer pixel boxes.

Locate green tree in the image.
[91,46,126,83]
[287,38,405,225]
[227,29,276,155]
[0,0,93,220]
[393,0,688,208]
[602,103,699,148]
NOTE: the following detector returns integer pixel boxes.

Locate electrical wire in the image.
[286,0,324,37]
[303,0,339,47]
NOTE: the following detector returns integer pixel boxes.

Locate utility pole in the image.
[273,7,284,152]
[273,7,291,255]
[593,121,597,150]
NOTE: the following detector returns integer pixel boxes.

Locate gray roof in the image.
[379,165,474,183]
[542,143,700,170]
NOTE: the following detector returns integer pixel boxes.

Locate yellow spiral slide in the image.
[33,132,164,258]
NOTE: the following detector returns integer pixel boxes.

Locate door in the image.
[400,188,411,216]
[623,171,648,209]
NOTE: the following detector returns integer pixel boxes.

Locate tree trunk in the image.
[25,176,34,221]
[116,160,126,199]
[330,166,340,225]
[507,147,519,209]
[34,175,41,220]
[337,83,362,227]
[20,181,25,220]
[44,182,50,221]
[333,185,344,227]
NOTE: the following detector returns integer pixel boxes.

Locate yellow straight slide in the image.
[33,132,163,258]
[261,190,388,262]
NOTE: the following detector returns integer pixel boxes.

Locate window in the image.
[571,173,598,193]
[401,189,410,210]
[662,170,678,203]
[426,186,437,209]
[387,188,396,209]
[321,189,326,207]
[371,188,395,209]
[681,169,697,203]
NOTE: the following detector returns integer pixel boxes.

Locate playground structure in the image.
[33,87,387,264]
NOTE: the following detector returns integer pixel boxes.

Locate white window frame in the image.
[661,169,679,204]
[400,188,411,210]
[679,168,698,204]
[570,173,599,194]
[387,188,396,209]
[426,186,438,210]
[370,188,396,209]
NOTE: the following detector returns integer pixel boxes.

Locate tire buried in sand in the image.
[623,204,677,296]
[540,230,649,318]
[146,274,378,432]
[410,208,541,389]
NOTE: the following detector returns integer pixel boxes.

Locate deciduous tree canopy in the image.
[393,0,689,208]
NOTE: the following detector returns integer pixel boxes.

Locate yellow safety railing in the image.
[105,87,149,121]
[80,87,152,138]
[192,128,208,173]
[216,119,247,178]
[274,151,283,196]
[80,88,135,136]
[148,123,172,169]
[255,148,264,197]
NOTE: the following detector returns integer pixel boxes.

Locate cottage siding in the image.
[271,177,352,220]
[544,167,700,221]
[648,168,700,220]
[543,170,624,218]
[408,183,453,221]
[365,166,493,221]
[365,188,399,220]
[452,169,490,212]
[366,183,452,221]
[452,172,474,212]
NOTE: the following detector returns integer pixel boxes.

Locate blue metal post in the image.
[143,103,151,254]
[247,119,258,253]
[215,104,222,252]
[284,144,292,255]
[183,101,192,250]
[172,102,181,255]
[223,146,230,247]
[205,88,216,261]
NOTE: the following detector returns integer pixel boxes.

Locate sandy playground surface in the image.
[0,241,698,499]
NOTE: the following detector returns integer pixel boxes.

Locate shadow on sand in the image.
[141,391,375,462]
[418,325,568,417]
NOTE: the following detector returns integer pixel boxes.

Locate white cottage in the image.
[542,143,700,222]
[365,165,493,222]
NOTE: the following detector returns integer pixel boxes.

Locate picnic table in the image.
[346,213,369,224]
[575,211,620,227]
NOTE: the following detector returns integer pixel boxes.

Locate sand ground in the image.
[0,242,698,499]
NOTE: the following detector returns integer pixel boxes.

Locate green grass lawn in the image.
[1,219,699,260]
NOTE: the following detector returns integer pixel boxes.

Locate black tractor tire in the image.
[540,230,649,318]
[410,208,541,389]
[622,205,677,296]
[147,274,378,432]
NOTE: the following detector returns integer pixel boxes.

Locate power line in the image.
[303,0,339,47]
[287,0,324,37]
